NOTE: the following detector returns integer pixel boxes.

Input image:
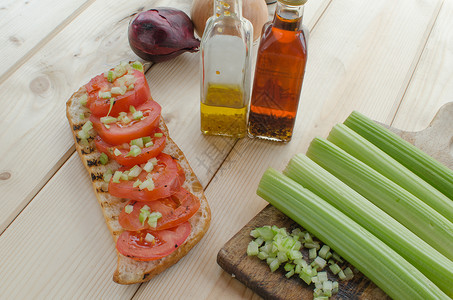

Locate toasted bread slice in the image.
[66,86,211,284]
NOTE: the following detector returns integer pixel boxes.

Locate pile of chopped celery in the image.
[248,225,353,299]
[253,111,453,300]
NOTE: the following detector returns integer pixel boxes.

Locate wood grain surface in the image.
[217,102,453,299]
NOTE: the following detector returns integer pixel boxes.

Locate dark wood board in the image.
[217,103,453,299]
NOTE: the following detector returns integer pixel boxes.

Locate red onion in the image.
[128,8,200,63]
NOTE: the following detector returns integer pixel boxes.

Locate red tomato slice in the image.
[119,187,201,231]
[94,128,166,167]
[116,222,191,261]
[90,100,161,145]
[85,69,150,117]
[109,153,182,201]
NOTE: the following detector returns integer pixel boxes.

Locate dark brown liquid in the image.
[248,14,307,142]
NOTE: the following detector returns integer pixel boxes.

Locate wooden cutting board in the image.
[217,102,453,300]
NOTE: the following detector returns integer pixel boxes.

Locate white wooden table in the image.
[1,0,452,298]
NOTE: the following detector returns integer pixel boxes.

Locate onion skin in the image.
[128,8,200,63]
[190,0,269,41]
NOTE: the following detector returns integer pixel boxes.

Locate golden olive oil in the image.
[200,84,248,138]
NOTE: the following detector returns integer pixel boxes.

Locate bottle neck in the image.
[214,0,242,19]
[273,1,304,31]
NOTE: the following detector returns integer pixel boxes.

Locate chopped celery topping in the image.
[133,110,144,120]
[99,153,108,165]
[127,145,141,157]
[130,138,144,148]
[78,93,88,106]
[248,225,350,299]
[131,61,144,72]
[99,91,112,99]
[124,204,133,214]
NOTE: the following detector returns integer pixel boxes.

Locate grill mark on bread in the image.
[87,159,100,167]
[82,147,95,155]
[96,187,108,193]
[91,172,104,181]
[73,124,84,131]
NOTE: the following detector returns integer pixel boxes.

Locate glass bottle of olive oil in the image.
[199,0,253,138]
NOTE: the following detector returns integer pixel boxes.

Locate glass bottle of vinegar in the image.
[199,0,253,138]
[248,0,308,142]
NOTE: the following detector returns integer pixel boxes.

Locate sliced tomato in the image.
[119,187,200,231]
[116,222,191,261]
[85,69,150,117]
[94,128,166,167]
[90,100,161,145]
[109,153,182,201]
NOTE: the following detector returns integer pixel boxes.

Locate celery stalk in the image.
[257,168,449,300]
[326,124,453,222]
[344,111,453,200]
[284,154,453,297]
[306,138,453,260]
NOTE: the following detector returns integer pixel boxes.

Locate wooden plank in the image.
[392,0,453,131]
[133,0,442,298]
[0,0,195,233]
[0,154,137,298]
[0,0,92,82]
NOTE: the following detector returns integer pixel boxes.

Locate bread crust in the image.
[66,86,211,285]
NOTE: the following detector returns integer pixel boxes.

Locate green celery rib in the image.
[284,154,453,297]
[257,168,449,300]
[327,123,453,222]
[306,137,453,260]
[344,110,453,200]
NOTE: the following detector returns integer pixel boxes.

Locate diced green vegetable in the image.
[147,212,162,228]
[103,169,113,183]
[106,98,115,117]
[145,233,155,243]
[128,165,142,178]
[247,241,260,256]
[130,138,144,148]
[114,148,122,156]
[112,171,122,183]
[306,138,453,261]
[284,153,453,295]
[142,136,152,144]
[344,111,453,200]
[329,264,341,275]
[133,179,142,188]
[257,168,449,300]
[127,145,141,157]
[133,110,144,120]
[154,132,163,138]
[143,161,155,173]
[78,93,88,106]
[111,86,127,95]
[139,205,150,225]
[124,205,133,214]
[99,153,108,165]
[131,61,144,72]
[120,171,129,181]
[318,245,330,259]
[139,178,154,191]
[100,116,117,124]
[99,91,112,99]
[327,123,453,222]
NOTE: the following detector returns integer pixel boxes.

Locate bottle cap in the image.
[279,0,308,5]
